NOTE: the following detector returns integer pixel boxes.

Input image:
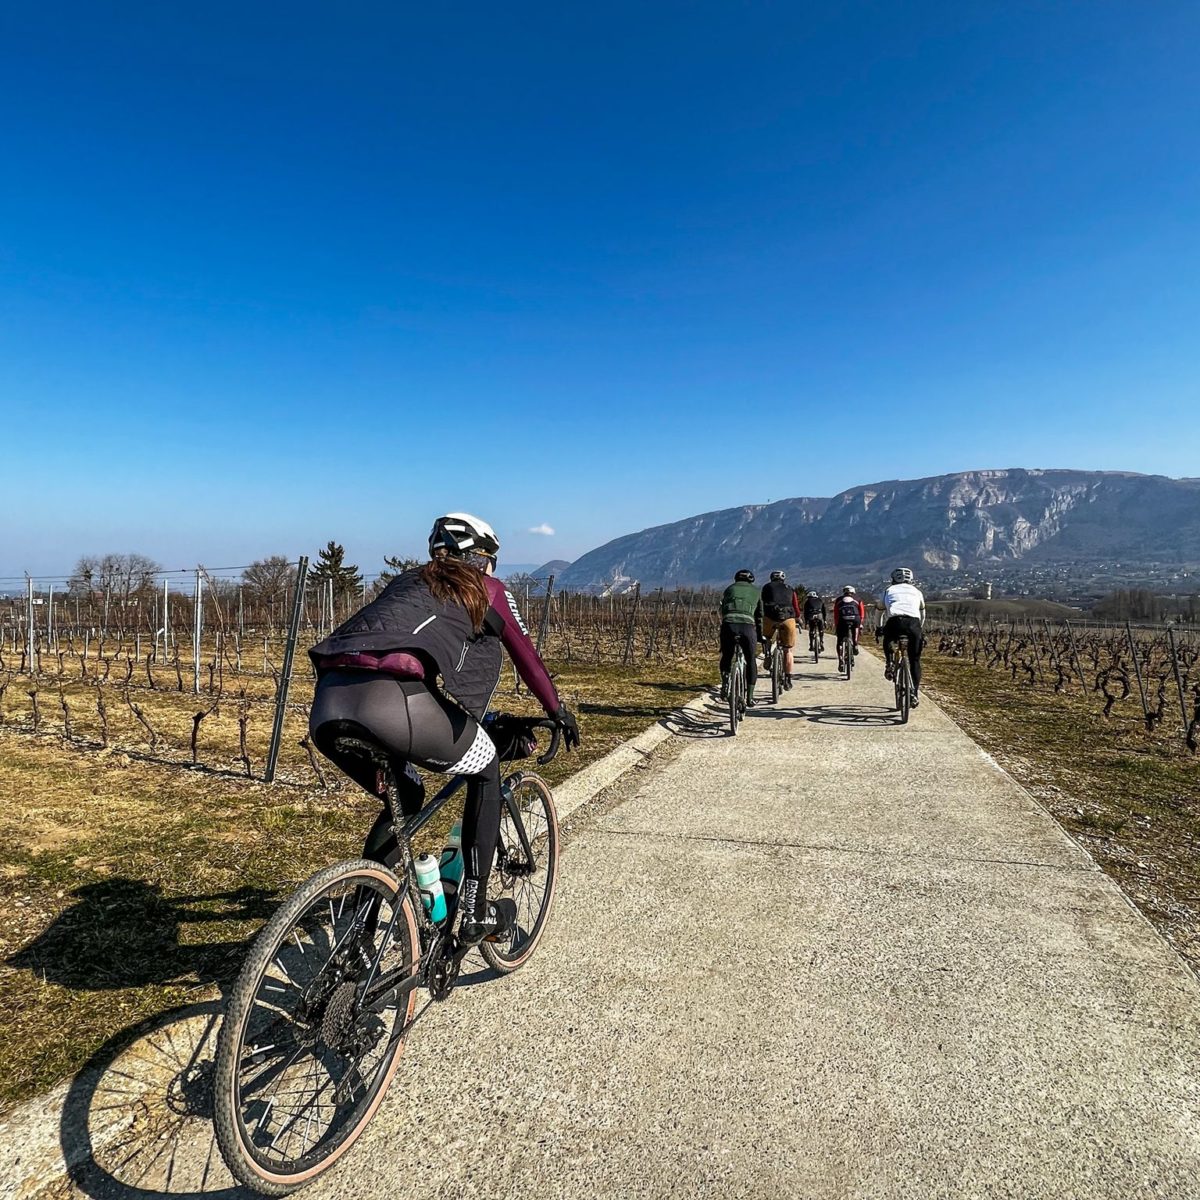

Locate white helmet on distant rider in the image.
[428,513,501,560]
[891,567,914,585]
[842,585,855,595]
[770,570,786,582]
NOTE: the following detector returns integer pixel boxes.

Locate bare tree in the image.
[241,556,294,609]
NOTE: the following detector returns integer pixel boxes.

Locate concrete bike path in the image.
[335,648,1200,1200]
[13,648,1200,1199]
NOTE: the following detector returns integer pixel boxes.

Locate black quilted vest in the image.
[309,570,503,719]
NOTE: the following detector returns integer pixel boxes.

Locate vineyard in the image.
[0,571,722,785]
[927,618,1200,752]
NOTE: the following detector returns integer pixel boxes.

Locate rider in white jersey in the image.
[879,568,926,706]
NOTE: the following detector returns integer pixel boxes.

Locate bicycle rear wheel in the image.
[729,647,744,735]
[481,773,560,973]
[899,660,912,724]
[770,643,780,704]
[213,860,419,1195]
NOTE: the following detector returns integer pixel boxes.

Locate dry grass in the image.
[0,655,717,1114]
[922,652,1200,972]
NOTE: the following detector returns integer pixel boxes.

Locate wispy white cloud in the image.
[528,523,555,536]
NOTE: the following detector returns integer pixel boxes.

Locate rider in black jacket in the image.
[308,513,579,945]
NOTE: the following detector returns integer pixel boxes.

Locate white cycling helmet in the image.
[891,567,914,584]
[842,585,855,595]
[428,513,501,558]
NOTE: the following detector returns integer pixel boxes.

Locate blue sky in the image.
[2,1,1198,579]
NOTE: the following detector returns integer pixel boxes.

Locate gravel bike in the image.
[838,627,857,680]
[891,636,914,724]
[213,715,562,1194]
[727,642,748,735]
[764,631,788,703]
[808,620,824,664]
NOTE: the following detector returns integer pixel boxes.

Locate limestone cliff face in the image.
[558,470,1200,589]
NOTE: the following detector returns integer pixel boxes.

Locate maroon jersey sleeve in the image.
[484,576,561,714]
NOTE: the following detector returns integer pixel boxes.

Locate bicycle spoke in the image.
[215,862,418,1186]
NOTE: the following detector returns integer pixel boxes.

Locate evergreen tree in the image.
[378,554,423,586]
[310,541,364,609]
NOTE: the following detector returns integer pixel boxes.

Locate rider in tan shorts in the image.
[760,570,801,683]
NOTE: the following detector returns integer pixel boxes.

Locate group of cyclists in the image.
[304,511,927,946]
[719,566,926,708]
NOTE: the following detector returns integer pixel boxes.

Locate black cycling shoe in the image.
[746,696,758,708]
[911,691,921,708]
[459,898,517,946]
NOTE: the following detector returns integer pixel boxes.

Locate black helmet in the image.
[428,512,501,559]
[770,570,786,582]
[734,569,755,583]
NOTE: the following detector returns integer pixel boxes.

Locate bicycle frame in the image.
[346,753,536,1016]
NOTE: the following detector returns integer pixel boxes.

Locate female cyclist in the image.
[308,513,579,945]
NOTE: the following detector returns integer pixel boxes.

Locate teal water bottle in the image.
[439,819,464,886]
[414,853,448,924]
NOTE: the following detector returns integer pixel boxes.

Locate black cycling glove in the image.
[554,704,581,751]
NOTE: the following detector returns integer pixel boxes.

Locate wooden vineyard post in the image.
[192,567,203,695]
[1025,618,1043,683]
[536,575,555,656]
[1125,621,1151,729]
[622,583,641,666]
[645,588,664,659]
[26,575,35,677]
[1167,626,1190,740]
[1063,620,1088,697]
[265,556,309,783]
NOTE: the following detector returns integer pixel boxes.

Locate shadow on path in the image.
[9,880,278,993]
[59,998,244,1200]
[780,703,901,728]
[661,697,729,740]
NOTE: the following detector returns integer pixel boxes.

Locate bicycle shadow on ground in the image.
[787,704,903,727]
[8,879,279,993]
[49,947,502,1200]
[57,997,250,1200]
[661,695,730,740]
[784,669,832,683]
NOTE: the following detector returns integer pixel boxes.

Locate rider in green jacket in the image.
[719,569,763,705]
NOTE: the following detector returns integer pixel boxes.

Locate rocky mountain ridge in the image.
[558,469,1200,592]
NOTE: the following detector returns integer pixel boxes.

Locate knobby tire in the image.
[480,773,560,973]
[214,859,419,1195]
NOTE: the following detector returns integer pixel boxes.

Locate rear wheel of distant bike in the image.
[213,860,419,1195]
[729,647,744,735]
[896,650,912,725]
[770,643,780,704]
[482,774,559,973]
[812,629,821,664]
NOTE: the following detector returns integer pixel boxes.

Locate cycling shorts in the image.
[763,616,797,648]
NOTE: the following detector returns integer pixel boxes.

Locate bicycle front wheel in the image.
[213,859,419,1195]
[482,773,560,973]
